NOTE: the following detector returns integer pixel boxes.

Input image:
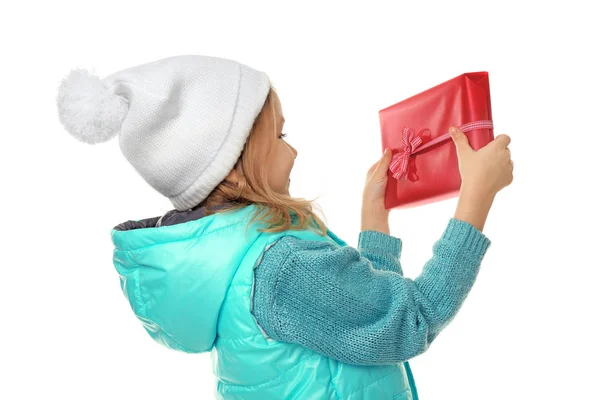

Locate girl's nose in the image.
[288,143,297,158]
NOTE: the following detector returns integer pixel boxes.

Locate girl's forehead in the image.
[275,105,284,125]
[273,91,283,114]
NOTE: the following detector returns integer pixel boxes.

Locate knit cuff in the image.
[358,230,402,258]
[442,218,492,256]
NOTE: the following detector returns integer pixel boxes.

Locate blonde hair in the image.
[191,86,328,236]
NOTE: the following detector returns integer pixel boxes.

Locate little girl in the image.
[57,55,513,400]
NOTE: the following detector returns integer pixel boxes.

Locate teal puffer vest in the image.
[111,204,418,399]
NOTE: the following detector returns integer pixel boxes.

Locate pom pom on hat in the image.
[56,68,129,144]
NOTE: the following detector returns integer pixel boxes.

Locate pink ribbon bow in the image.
[388,120,494,180]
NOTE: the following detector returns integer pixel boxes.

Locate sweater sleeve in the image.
[251,218,491,366]
[357,230,404,275]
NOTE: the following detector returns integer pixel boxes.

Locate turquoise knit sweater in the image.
[251,217,491,365]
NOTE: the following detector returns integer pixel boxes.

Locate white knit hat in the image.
[56,54,271,211]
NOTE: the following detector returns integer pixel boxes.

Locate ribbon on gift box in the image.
[389,120,494,180]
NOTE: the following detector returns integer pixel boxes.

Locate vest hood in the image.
[110,203,261,354]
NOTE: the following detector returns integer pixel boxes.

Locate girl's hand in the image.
[361,148,393,233]
[450,126,514,231]
[450,126,514,197]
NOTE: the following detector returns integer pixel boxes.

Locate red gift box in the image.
[379,71,495,210]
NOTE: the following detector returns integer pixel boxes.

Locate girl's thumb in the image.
[376,148,392,173]
[381,148,391,163]
[450,127,471,152]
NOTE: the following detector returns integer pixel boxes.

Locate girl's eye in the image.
[280,132,288,139]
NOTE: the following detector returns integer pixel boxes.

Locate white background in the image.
[2,0,598,399]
